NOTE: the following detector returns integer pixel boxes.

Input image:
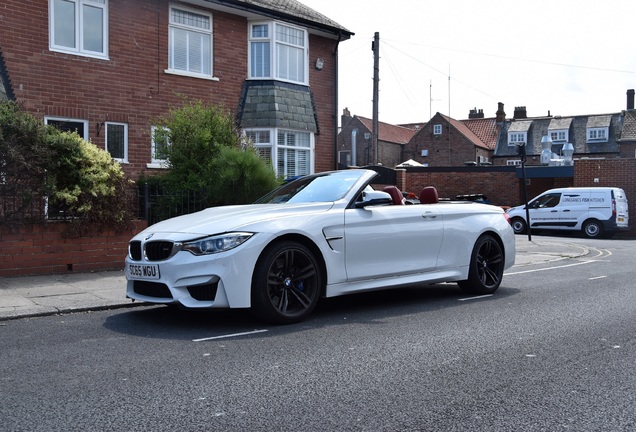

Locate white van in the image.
[506,187,629,238]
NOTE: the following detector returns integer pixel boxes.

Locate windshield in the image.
[255,171,363,204]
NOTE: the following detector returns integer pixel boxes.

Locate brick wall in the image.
[403,167,520,207]
[308,34,339,172]
[0,221,147,277]
[406,115,478,166]
[574,159,636,236]
[1,0,339,178]
[401,159,635,236]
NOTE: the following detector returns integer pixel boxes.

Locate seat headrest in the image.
[419,186,439,204]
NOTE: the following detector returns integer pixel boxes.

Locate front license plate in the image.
[127,263,160,280]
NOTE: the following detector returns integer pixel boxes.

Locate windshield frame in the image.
[254,170,373,205]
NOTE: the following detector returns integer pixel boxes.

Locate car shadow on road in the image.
[103,284,520,341]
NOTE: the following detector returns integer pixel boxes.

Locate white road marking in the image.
[458,294,493,301]
[588,275,608,280]
[193,329,268,342]
[505,260,598,276]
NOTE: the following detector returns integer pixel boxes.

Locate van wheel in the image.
[511,217,527,234]
[583,219,603,239]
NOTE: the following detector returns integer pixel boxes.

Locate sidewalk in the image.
[0,237,589,321]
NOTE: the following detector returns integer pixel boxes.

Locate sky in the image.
[300,0,636,125]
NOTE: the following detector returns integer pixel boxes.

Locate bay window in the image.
[245,128,313,178]
[249,22,308,85]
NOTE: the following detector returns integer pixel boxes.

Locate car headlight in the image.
[181,232,253,256]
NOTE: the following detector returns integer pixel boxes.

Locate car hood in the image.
[138,202,335,237]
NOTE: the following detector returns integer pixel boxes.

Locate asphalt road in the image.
[1,236,635,432]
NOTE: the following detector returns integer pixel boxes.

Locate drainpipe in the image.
[351,129,357,166]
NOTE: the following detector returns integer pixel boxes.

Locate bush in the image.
[210,145,281,205]
[46,131,136,235]
[0,101,54,222]
[0,101,135,234]
[156,99,279,206]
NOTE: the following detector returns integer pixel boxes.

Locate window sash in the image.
[151,126,170,164]
[508,132,527,145]
[245,128,312,177]
[587,128,608,141]
[550,130,568,142]
[105,122,128,162]
[277,130,310,177]
[169,7,212,76]
[246,130,272,165]
[44,117,89,140]
[50,0,108,58]
[433,124,442,135]
[249,22,307,84]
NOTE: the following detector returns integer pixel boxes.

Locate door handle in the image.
[422,212,437,219]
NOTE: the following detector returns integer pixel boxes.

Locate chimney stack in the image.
[496,102,506,122]
[468,108,484,119]
[341,107,352,127]
[513,106,527,119]
[627,89,635,110]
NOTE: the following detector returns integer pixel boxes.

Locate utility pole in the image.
[372,32,379,165]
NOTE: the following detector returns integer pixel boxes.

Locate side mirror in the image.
[355,190,393,208]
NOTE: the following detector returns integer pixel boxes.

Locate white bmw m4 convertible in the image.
[126,169,515,323]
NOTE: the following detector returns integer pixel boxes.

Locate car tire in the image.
[251,241,322,324]
[510,217,527,234]
[457,235,505,295]
[583,219,603,239]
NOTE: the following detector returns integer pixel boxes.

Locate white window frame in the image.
[433,124,442,135]
[44,116,89,140]
[243,127,314,177]
[148,126,170,169]
[105,122,128,163]
[49,0,109,59]
[508,132,527,146]
[587,127,608,142]
[166,5,215,80]
[506,159,521,166]
[550,129,568,142]
[245,129,273,166]
[248,21,309,85]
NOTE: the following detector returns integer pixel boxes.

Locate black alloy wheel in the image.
[251,241,322,324]
[458,235,505,295]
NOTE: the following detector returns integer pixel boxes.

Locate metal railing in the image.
[137,184,209,225]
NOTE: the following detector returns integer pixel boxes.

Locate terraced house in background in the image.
[0,0,353,178]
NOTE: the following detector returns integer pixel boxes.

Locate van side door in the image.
[559,191,591,230]
[527,192,565,230]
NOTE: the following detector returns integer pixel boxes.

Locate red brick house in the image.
[0,0,353,179]
[338,109,421,168]
[405,112,495,167]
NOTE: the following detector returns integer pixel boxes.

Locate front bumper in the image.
[125,234,271,309]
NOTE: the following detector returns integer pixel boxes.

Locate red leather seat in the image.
[383,186,405,205]
[419,186,439,204]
